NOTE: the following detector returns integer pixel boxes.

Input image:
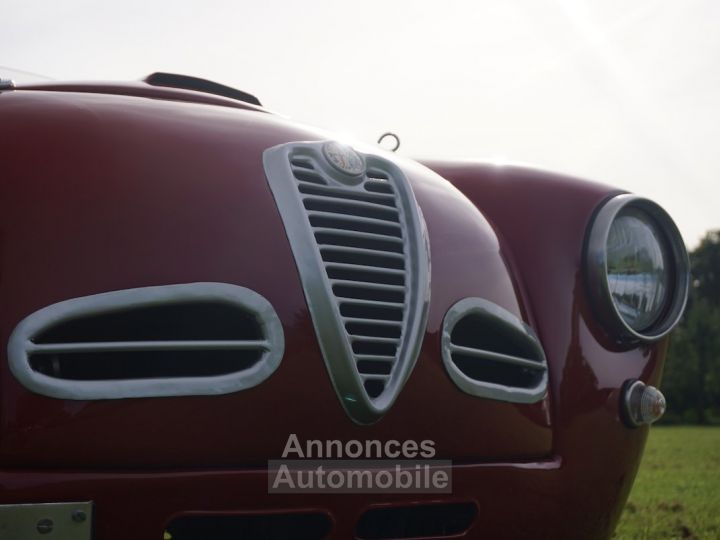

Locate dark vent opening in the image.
[290,158,315,170]
[357,359,393,375]
[327,267,405,286]
[317,233,403,255]
[304,199,399,223]
[356,502,477,540]
[352,341,398,356]
[309,216,402,238]
[299,184,396,207]
[29,349,262,380]
[364,379,386,398]
[334,285,405,304]
[292,170,327,185]
[346,322,402,339]
[33,302,262,344]
[321,249,405,270]
[365,180,394,195]
[340,304,404,321]
[166,512,332,540]
[451,314,540,361]
[452,354,542,388]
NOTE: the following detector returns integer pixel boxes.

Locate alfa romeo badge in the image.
[322,141,365,176]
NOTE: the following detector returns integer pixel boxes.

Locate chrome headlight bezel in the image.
[584,194,689,343]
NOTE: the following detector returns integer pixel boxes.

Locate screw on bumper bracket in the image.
[0,501,92,539]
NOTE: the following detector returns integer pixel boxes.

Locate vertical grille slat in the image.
[264,141,430,424]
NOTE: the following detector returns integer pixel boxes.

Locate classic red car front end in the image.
[0,74,688,539]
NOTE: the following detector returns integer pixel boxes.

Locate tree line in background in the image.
[662,230,720,424]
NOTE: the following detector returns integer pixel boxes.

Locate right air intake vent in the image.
[441,298,547,404]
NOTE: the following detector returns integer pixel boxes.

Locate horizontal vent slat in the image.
[316,232,404,255]
[342,317,404,326]
[299,184,397,207]
[313,228,404,246]
[304,199,400,223]
[308,212,403,236]
[333,284,405,304]
[324,262,405,277]
[355,354,397,362]
[292,169,327,185]
[340,303,404,321]
[339,298,405,309]
[345,319,403,339]
[28,340,271,354]
[290,158,315,170]
[364,180,394,194]
[356,359,393,375]
[366,169,390,180]
[331,280,405,293]
[350,336,400,345]
[320,245,405,261]
[327,265,405,287]
[448,345,547,371]
[321,250,405,271]
[303,194,398,214]
[360,375,392,382]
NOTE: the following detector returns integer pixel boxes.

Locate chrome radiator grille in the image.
[264,141,430,424]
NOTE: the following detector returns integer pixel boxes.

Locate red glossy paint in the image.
[0,81,668,539]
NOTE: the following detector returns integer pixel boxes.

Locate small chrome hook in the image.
[377,132,400,152]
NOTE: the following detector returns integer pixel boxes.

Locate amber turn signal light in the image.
[621,379,666,428]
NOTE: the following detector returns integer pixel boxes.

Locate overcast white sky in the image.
[3,0,718,248]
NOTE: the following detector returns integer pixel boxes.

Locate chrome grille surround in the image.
[264,141,430,424]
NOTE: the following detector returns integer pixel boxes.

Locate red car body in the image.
[0,76,683,539]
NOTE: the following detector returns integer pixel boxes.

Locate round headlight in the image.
[585,195,689,343]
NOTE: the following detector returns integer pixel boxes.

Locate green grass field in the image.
[613,426,720,539]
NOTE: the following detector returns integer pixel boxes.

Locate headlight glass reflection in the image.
[606,208,670,331]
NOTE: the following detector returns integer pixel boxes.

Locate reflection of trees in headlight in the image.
[607,209,670,331]
[608,273,668,330]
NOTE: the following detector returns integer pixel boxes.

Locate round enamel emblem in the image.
[322,141,365,176]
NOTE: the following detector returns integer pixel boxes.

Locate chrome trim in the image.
[7,283,284,399]
[0,78,16,90]
[441,298,548,404]
[584,194,690,343]
[264,141,430,424]
[0,501,92,540]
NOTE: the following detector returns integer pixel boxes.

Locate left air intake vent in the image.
[8,283,284,399]
[441,298,547,404]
